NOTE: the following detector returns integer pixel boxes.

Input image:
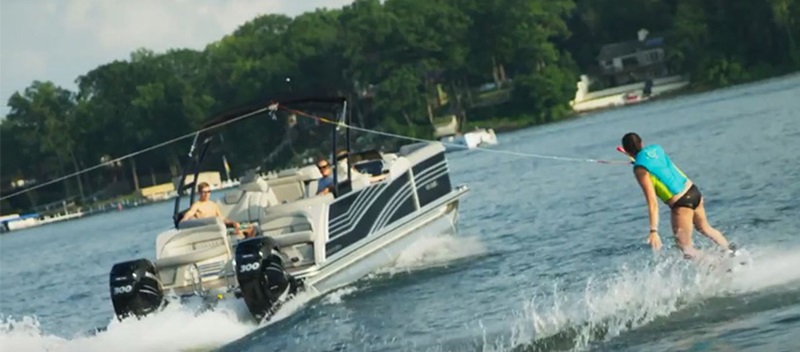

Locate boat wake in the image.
[0,233,486,352]
[477,245,800,352]
[379,232,488,275]
[0,298,254,352]
[312,233,487,307]
[299,232,488,308]
[0,282,344,352]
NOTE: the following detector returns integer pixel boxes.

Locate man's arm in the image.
[214,203,231,224]
[215,203,241,231]
[180,203,199,222]
[316,177,332,195]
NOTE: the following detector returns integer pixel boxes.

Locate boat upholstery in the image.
[156,217,229,267]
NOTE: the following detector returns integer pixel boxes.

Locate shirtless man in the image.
[180,182,256,238]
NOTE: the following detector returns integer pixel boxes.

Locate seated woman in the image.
[180,182,256,238]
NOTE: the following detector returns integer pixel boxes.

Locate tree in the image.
[3,0,800,213]
[4,81,85,201]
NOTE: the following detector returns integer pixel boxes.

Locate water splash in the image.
[0,299,256,352]
[0,315,66,352]
[726,246,800,293]
[382,233,487,274]
[322,286,360,305]
[477,245,800,352]
[0,290,328,352]
[313,234,488,309]
[260,289,320,327]
[0,233,488,352]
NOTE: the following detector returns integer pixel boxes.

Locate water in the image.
[2,74,799,352]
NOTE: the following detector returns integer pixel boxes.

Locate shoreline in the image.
[464,71,800,135]
[3,72,797,228]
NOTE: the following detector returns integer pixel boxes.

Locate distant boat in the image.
[432,114,500,153]
[571,29,690,113]
[0,211,84,233]
[571,75,689,113]
[439,128,499,152]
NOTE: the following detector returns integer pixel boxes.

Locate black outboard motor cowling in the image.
[109,259,165,320]
[235,236,300,321]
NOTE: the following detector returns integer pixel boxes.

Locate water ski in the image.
[700,244,752,274]
[724,246,752,273]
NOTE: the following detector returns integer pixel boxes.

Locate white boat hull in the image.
[440,128,498,152]
[301,188,462,293]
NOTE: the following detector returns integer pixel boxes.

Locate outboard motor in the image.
[109,259,165,321]
[235,236,300,321]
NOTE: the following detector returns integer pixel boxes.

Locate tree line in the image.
[2,0,798,213]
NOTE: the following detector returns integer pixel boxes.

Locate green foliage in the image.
[513,58,579,123]
[2,0,799,212]
[667,0,800,85]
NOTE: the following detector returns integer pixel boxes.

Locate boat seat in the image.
[241,177,279,207]
[240,177,268,193]
[278,169,300,177]
[388,157,411,181]
[177,217,220,230]
[399,142,428,156]
[156,218,230,268]
[272,231,316,267]
[334,161,371,192]
[272,230,314,247]
[350,171,371,191]
[267,175,305,203]
[298,165,322,181]
[218,195,250,222]
[217,177,278,222]
[155,245,228,268]
[297,165,323,198]
[223,190,244,205]
[306,179,320,198]
[259,213,313,236]
[402,142,446,164]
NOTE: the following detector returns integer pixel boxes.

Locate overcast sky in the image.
[0,0,354,116]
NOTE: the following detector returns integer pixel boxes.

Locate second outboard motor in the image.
[109,259,165,321]
[235,236,299,321]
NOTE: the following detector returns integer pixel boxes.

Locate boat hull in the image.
[440,129,498,152]
[300,187,464,293]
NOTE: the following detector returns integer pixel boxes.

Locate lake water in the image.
[1,74,799,352]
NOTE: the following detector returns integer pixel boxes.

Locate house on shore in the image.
[571,29,690,113]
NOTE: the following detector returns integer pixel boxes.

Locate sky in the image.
[0,0,355,117]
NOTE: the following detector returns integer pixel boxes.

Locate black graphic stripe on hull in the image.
[370,173,415,234]
[329,184,385,235]
[326,172,414,255]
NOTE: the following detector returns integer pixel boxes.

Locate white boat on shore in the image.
[439,127,499,152]
[0,211,85,233]
[432,115,499,153]
[570,29,692,113]
[570,75,690,113]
